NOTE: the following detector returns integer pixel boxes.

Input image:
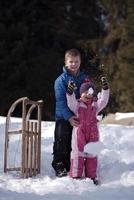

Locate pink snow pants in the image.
[69,104,99,178]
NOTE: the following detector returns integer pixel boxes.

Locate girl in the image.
[66,77,110,185]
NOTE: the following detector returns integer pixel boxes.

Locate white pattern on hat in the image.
[88,87,94,95]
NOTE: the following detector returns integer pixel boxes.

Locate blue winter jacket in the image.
[54,66,88,121]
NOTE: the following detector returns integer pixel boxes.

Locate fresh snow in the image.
[0,114,134,200]
[115,112,134,120]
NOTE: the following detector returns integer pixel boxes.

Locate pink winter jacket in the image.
[67,88,110,152]
[67,89,110,118]
[66,89,110,120]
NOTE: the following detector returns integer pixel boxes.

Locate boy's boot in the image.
[55,162,67,177]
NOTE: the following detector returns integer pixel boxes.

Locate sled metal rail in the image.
[4,97,43,178]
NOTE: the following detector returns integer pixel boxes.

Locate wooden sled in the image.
[4,97,43,178]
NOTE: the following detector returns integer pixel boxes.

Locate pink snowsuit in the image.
[66,89,110,178]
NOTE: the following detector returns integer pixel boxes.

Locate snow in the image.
[115,112,134,120]
[0,114,134,200]
[84,141,105,156]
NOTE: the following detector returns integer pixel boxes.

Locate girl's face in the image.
[65,56,81,75]
[80,90,93,102]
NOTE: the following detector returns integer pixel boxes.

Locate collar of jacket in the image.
[63,66,80,77]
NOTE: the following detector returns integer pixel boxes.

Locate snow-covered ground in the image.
[0,113,134,200]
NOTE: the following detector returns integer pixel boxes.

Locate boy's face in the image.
[65,56,81,75]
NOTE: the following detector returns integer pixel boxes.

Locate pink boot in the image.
[69,157,85,178]
[85,156,97,178]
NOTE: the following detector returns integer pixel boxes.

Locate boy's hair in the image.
[65,49,81,60]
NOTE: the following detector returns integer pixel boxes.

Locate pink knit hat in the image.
[80,80,96,96]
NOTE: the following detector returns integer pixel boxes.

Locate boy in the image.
[52,49,89,177]
[66,77,110,185]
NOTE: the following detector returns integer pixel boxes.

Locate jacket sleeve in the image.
[66,93,78,115]
[55,77,74,120]
[96,89,110,114]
